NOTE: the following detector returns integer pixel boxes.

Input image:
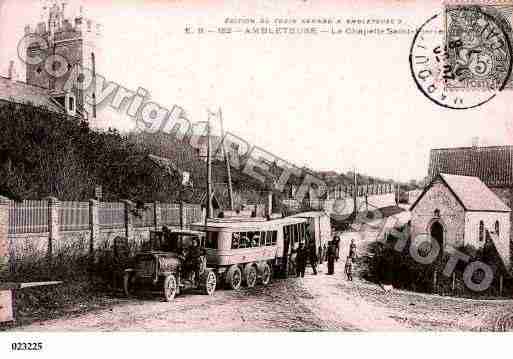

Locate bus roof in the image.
[190,216,307,231]
[291,211,329,219]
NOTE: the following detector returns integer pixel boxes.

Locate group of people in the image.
[294,240,319,278]
[293,235,357,281]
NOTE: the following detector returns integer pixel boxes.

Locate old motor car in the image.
[123,229,217,301]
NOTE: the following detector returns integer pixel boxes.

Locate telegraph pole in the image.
[219,108,234,211]
[353,167,358,216]
[206,111,213,222]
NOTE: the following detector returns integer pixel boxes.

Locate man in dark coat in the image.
[318,244,323,265]
[349,238,357,261]
[326,241,336,275]
[334,237,340,262]
[295,242,307,278]
[186,238,205,285]
[308,241,318,275]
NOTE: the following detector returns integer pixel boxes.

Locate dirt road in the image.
[11,223,513,332]
[15,256,513,332]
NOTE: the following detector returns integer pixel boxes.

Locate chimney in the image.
[37,22,46,34]
[472,136,479,148]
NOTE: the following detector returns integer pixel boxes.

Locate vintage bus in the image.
[190,215,326,290]
[291,211,332,259]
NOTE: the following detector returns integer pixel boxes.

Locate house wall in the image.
[464,211,510,269]
[489,187,513,263]
[410,180,465,251]
[464,212,509,248]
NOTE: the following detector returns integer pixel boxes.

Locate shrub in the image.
[364,234,511,298]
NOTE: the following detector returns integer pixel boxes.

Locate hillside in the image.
[0,102,274,204]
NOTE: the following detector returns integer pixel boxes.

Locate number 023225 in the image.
[11,342,43,351]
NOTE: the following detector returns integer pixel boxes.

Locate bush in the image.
[364,234,511,298]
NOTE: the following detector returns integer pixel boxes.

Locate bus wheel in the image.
[244,264,257,288]
[226,265,242,290]
[163,274,177,302]
[260,263,272,286]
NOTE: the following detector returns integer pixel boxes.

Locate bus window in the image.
[205,231,218,249]
[232,232,241,249]
[300,223,307,243]
[248,232,260,247]
[288,225,294,243]
[240,233,250,248]
[261,231,267,246]
[271,230,277,245]
[266,231,273,246]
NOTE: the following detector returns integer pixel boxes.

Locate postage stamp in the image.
[444,3,513,91]
[409,1,513,109]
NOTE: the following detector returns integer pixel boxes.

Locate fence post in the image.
[201,206,207,224]
[89,199,99,254]
[46,197,60,264]
[0,196,9,276]
[123,200,134,239]
[180,202,186,229]
[266,191,273,217]
[154,201,161,230]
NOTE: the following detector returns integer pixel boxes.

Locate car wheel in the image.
[163,274,178,302]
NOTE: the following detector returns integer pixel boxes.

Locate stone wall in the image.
[490,187,513,265]
[410,180,466,251]
[0,197,9,274]
[465,211,510,269]
[3,197,203,277]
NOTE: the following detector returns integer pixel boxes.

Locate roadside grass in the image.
[1,244,128,329]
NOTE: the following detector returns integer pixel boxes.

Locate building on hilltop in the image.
[1,1,101,124]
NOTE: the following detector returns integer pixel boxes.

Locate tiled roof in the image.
[0,76,64,113]
[412,173,510,212]
[428,146,513,187]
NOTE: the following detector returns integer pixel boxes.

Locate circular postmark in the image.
[409,7,512,110]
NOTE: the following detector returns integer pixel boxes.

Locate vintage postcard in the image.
[1,0,513,356]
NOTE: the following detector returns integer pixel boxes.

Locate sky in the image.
[1,0,513,182]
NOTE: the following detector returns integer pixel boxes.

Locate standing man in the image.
[345,256,353,281]
[349,238,357,261]
[295,242,307,278]
[318,243,323,265]
[308,241,318,275]
[187,238,205,285]
[326,241,336,275]
[334,236,341,262]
